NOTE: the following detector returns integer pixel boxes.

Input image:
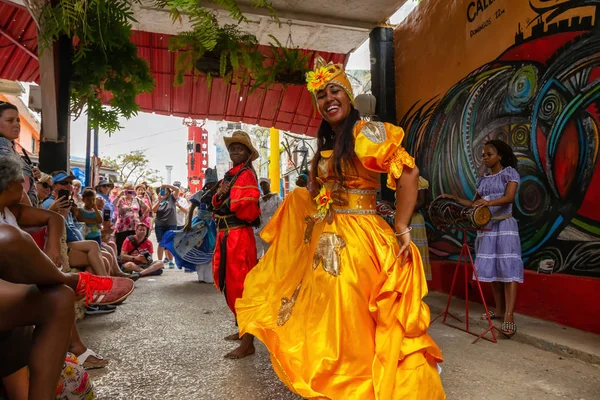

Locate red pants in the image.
[212,226,257,316]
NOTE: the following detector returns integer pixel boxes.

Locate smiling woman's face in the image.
[316,84,352,130]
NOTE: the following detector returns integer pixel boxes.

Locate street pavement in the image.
[80,270,600,399]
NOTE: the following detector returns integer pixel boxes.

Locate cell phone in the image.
[103,208,111,222]
[160,187,166,196]
[57,189,71,201]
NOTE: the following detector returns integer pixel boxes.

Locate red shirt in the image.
[122,237,154,265]
[212,164,261,223]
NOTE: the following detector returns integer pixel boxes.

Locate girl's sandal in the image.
[501,321,517,337]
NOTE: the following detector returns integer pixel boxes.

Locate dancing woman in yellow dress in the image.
[236,56,445,399]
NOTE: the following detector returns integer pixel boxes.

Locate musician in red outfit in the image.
[210,130,261,359]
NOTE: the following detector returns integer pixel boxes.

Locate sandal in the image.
[77,348,109,369]
[501,321,517,337]
[480,311,501,320]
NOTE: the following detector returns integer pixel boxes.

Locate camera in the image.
[139,250,153,264]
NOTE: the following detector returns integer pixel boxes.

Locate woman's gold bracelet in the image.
[394,227,412,237]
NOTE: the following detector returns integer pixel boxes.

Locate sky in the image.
[57,1,419,185]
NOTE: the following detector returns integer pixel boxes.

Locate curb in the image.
[426,294,600,366]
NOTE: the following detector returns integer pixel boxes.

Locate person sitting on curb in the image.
[121,222,165,277]
[42,171,132,279]
[0,154,136,398]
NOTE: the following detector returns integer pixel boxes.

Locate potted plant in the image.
[163,1,276,87]
[249,35,313,93]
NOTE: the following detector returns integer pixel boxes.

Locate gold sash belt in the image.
[331,189,377,215]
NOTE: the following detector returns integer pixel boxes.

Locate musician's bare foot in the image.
[224,334,255,359]
[224,332,240,341]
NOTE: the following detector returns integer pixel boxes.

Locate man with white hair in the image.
[255,178,282,259]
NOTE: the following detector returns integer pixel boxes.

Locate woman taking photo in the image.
[135,184,152,228]
[235,56,445,399]
[443,140,523,336]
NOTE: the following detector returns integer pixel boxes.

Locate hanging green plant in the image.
[249,35,313,93]
[38,0,155,134]
[160,0,277,87]
[170,18,262,88]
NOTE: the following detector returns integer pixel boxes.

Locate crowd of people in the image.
[0,51,526,400]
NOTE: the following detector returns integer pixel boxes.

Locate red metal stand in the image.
[431,227,505,344]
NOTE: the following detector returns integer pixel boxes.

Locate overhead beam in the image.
[0,27,38,60]
[212,5,373,31]
[138,3,372,32]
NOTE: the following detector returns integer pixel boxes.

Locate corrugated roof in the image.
[0,2,348,136]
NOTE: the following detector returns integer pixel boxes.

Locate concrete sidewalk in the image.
[426,291,600,366]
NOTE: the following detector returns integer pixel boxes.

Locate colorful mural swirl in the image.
[401,2,600,276]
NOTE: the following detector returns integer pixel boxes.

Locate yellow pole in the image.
[268,127,280,195]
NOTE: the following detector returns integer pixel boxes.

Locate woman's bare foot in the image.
[224,332,241,341]
[224,342,255,359]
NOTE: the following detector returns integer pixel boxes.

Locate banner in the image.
[394,0,600,277]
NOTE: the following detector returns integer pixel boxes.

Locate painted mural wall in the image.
[394,0,600,277]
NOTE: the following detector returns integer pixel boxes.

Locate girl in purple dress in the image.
[446,140,523,336]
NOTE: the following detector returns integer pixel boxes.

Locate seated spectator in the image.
[42,171,113,277]
[1,331,97,400]
[74,192,133,281]
[95,195,118,257]
[0,326,33,399]
[121,222,164,277]
[35,172,53,205]
[0,154,134,398]
[75,188,102,246]
[95,177,115,224]
[72,179,83,206]
[95,178,118,254]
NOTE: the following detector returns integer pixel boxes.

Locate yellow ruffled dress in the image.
[236,121,445,400]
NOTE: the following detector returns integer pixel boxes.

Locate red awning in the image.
[0,2,348,136]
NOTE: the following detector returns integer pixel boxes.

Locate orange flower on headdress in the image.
[306,66,333,94]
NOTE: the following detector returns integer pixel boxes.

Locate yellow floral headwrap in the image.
[306,55,354,104]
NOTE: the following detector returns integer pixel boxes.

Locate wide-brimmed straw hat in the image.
[223,130,259,162]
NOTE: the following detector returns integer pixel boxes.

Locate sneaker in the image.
[162,258,170,264]
[169,262,175,269]
[75,272,135,306]
[85,305,117,315]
